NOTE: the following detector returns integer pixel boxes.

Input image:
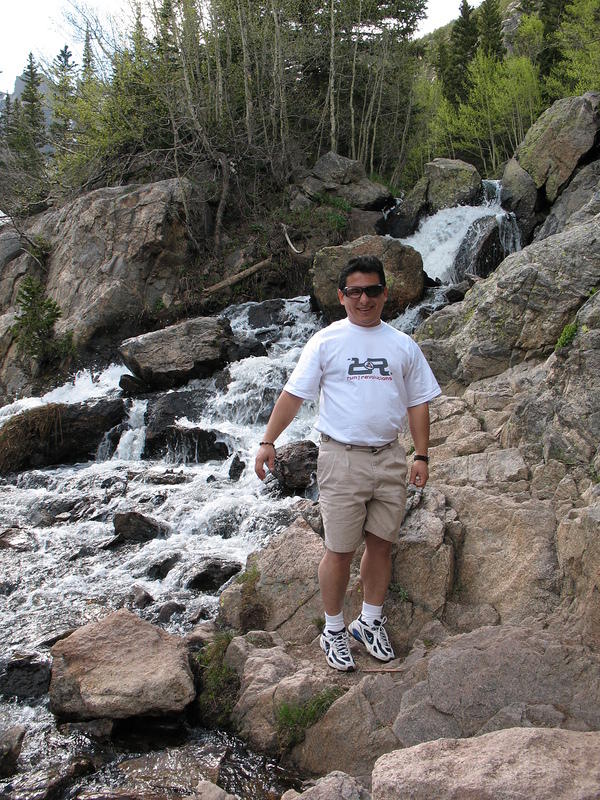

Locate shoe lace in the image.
[374,616,391,648]
[331,629,351,659]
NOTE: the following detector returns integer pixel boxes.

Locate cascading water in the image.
[1,187,519,797]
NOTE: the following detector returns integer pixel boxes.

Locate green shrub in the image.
[11,275,75,367]
[276,687,345,749]
[195,631,240,729]
[555,322,577,351]
[25,235,52,266]
[389,583,410,602]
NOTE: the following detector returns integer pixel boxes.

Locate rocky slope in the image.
[1,94,599,799]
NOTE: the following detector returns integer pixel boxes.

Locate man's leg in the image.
[360,531,393,605]
[348,530,395,662]
[318,547,356,671]
[318,547,355,615]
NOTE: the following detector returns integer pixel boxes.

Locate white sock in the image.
[361,602,383,626]
[325,611,345,632]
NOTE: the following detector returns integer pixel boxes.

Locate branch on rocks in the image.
[200,256,272,299]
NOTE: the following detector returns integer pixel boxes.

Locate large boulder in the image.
[535,160,600,241]
[293,152,392,211]
[49,609,195,720]
[451,215,506,282]
[415,214,600,386]
[516,92,600,204]
[381,159,482,237]
[272,440,319,492]
[311,235,424,323]
[0,726,26,778]
[371,728,600,800]
[0,398,126,475]
[119,317,234,390]
[501,156,542,242]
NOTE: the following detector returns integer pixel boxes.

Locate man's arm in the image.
[406,401,431,488]
[254,390,304,480]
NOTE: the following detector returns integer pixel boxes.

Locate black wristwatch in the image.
[413,454,429,464]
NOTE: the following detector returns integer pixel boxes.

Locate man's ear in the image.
[337,289,345,306]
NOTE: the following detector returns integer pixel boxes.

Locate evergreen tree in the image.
[20,53,46,149]
[81,26,95,86]
[478,0,506,59]
[539,0,567,75]
[444,0,479,107]
[547,0,600,95]
[49,45,77,157]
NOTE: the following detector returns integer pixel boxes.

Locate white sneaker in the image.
[320,628,355,671]
[348,615,395,662]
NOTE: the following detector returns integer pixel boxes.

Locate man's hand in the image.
[409,458,429,488]
[255,444,276,481]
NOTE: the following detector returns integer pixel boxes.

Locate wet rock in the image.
[246,298,286,330]
[0,399,126,475]
[224,334,267,362]
[146,554,181,581]
[0,526,35,551]
[119,316,234,391]
[185,559,243,593]
[0,725,26,778]
[102,512,170,549]
[371,728,600,800]
[156,601,186,623]
[283,772,370,799]
[228,454,245,482]
[0,651,51,700]
[49,608,195,720]
[59,718,114,740]
[195,782,238,800]
[144,388,214,442]
[129,585,155,609]
[9,756,95,799]
[144,425,229,464]
[312,235,423,323]
[382,159,482,237]
[272,440,318,491]
[117,745,222,791]
[118,373,149,396]
[451,215,505,282]
[294,151,392,211]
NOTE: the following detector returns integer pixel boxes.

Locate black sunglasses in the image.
[342,284,385,298]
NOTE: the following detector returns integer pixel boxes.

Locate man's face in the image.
[337,270,387,328]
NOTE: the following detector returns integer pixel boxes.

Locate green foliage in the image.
[546,0,600,95]
[442,0,479,106]
[276,688,345,749]
[25,235,53,266]
[389,583,410,602]
[555,321,577,350]
[315,193,353,213]
[11,275,75,367]
[235,562,260,585]
[478,0,506,59]
[514,13,545,61]
[195,631,240,729]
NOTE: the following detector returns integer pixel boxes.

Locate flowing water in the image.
[0,188,521,798]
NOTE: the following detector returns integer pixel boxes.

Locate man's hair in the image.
[338,255,386,290]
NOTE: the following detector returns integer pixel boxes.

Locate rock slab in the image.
[49,608,195,720]
[371,728,600,800]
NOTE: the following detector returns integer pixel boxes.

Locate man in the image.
[254,255,440,671]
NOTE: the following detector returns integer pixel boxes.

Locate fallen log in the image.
[200,256,273,299]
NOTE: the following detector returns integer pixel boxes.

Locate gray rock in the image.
[451,215,505,282]
[185,558,242,593]
[0,725,26,778]
[501,156,540,242]
[49,608,195,720]
[416,214,600,386]
[289,772,371,799]
[371,728,600,800]
[516,92,600,203]
[272,440,318,491]
[119,316,234,391]
[536,160,600,241]
[0,651,51,699]
[0,398,126,475]
[311,235,423,323]
[297,152,392,211]
[102,511,170,549]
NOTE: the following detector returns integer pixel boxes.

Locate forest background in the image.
[0,0,598,263]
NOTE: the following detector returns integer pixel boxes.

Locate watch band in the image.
[413,454,429,463]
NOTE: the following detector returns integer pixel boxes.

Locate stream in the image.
[0,186,519,798]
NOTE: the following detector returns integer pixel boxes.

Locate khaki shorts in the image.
[317,436,408,553]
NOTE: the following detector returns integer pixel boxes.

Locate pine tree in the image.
[478,0,506,59]
[81,26,95,86]
[444,0,479,107]
[49,45,77,156]
[20,53,46,149]
[539,0,567,75]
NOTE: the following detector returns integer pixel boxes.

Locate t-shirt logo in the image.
[347,357,391,376]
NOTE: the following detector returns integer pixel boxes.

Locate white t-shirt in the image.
[284,318,441,446]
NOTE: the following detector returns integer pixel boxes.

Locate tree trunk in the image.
[329,0,337,153]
